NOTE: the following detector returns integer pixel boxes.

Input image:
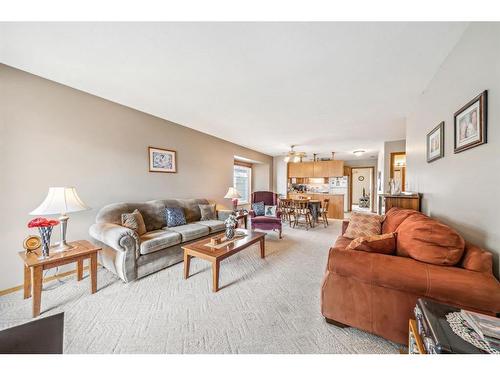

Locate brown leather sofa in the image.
[321,207,500,345]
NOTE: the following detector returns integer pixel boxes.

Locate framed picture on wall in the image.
[426,121,444,163]
[148,146,177,173]
[454,90,487,153]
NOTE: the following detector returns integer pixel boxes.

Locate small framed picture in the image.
[427,122,445,163]
[148,147,177,173]
[454,90,487,153]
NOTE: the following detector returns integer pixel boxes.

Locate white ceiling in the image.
[0,22,468,159]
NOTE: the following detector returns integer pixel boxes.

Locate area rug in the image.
[0,220,400,353]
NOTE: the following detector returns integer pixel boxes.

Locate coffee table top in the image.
[182,229,265,260]
[19,240,101,267]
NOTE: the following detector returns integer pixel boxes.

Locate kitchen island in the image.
[287,192,344,219]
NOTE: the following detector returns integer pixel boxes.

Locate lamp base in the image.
[52,241,74,253]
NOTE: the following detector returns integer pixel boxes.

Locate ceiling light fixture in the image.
[353,150,366,157]
[284,145,307,163]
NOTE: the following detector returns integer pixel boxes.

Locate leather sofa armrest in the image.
[341,220,349,235]
[89,223,139,256]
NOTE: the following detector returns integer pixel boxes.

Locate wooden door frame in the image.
[390,152,406,192]
[349,166,375,213]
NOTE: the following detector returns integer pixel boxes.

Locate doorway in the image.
[390,152,406,192]
[350,167,375,212]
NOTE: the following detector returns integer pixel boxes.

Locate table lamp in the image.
[224,187,241,211]
[30,187,90,252]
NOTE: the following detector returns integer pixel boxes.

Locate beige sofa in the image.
[89,198,231,282]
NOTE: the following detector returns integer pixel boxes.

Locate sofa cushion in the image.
[165,223,209,242]
[344,212,384,239]
[165,207,187,227]
[396,214,465,266]
[252,216,281,224]
[199,204,216,221]
[382,207,423,234]
[195,220,225,233]
[139,230,182,255]
[461,242,493,274]
[96,201,166,232]
[121,209,147,236]
[346,232,396,255]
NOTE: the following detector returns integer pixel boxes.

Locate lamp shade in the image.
[30,187,89,215]
[224,187,241,199]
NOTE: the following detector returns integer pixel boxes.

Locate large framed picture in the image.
[148,146,177,173]
[427,122,444,163]
[454,90,487,153]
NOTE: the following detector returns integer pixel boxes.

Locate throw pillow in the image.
[165,207,187,227]
[264,205,277,217]
[346,232,396,255]
[121,209,147,235]
[344,212,384,239]
[252,201,265,216]
[199,204,216,221]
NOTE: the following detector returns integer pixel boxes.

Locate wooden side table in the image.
[235,212,248,229]
[18,240,101,317]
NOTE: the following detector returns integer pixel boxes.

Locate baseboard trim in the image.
[0,265,91,297]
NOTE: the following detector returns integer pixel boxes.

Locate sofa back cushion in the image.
[96,198,211,231]
[161,198,209,223]
[382,207,423,233]
[461,242,493,274]
[396,214,465,266]
[96,201,166,232]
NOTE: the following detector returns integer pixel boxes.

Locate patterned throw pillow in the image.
[121,209,147,235]
[264,205,277,217]
[165,207,187,227]
[344,212,384,239]
[252,201,265,216]
[199,204,216,221]
[346,232,396,255]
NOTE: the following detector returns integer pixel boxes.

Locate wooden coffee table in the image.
[182,229,266,292]
[18,240,101,317]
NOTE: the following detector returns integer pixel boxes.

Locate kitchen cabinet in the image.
[327,161,344,177]
[288,162,314,177]
[289,160,344,178]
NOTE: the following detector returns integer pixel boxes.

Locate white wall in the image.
[272,157,288,197]
[406,23,500,276]
[0,64,273,290]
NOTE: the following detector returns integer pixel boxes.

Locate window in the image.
[233,164,252,204]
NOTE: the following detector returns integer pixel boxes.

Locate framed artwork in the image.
[426,122,445,163]
[148,146,177,173]
[454,90,487,153]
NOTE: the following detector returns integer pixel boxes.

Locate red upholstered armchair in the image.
[249,191,282,239]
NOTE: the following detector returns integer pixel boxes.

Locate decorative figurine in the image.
[224,214,237,240]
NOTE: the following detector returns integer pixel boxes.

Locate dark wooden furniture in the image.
[18,240,101,317]
[379,193,422,214]
[292,199,314,230]
[235,212,248,229]
[182,229,266,292]
[410,298,486,354]
[0,312,64,354]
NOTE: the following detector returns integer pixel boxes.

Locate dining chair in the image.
[293,200,313,230]
[318,198,330,228]
[279,199,295,227]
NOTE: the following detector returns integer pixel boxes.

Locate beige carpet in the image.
[0,220,400,353]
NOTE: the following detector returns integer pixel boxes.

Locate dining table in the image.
[292,199,322,225]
